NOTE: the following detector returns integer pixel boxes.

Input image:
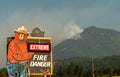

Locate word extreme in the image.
[29,44,50,51]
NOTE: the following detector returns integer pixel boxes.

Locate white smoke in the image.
[64,22,84,40]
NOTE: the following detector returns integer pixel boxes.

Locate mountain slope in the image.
[53,26,120,60]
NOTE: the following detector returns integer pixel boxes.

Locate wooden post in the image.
[28,62,31,77]
[44,71,47,77]
[49,75,52,77]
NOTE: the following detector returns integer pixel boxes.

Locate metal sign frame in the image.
[27,37,53,76]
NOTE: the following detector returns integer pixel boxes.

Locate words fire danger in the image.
[30,55,51,67]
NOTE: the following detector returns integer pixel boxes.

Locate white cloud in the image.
[64,22,83,39]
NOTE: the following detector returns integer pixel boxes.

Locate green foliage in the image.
[0,68,8,77]
[53,56,120,77]
[53,62,120,77]
[1,56,120,77]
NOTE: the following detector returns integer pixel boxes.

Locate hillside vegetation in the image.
[53,26,120,59]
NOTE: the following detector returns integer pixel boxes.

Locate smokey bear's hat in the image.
[14,26,30,34]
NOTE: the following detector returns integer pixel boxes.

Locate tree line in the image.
[1,56,120,77]
[53,62,120,77]
[1,64,120,77]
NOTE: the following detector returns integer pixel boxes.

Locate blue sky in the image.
[0,0,120,67]
[0,0,120,29]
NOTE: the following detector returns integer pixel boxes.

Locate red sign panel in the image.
[28,44,50,52]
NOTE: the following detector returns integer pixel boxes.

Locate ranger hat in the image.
[14,26,29,34]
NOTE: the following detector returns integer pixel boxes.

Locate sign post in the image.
[27,37,53,77]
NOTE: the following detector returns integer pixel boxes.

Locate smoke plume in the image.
[64,22,84,40]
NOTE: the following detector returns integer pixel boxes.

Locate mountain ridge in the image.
[53,26,120,60]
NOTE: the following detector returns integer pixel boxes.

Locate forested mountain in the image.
[55,55,120,68]
[53,55,120,77]
[53,26,120,60]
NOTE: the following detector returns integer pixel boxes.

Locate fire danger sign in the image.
[27,37,53,75]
